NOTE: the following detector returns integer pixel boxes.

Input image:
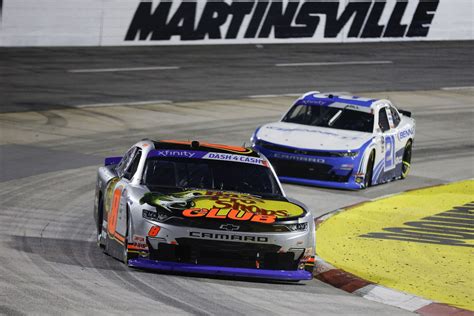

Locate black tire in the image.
[401,140,412,179]
[364,151,375,189]
[96,194,105,249]
[122,208,138,265]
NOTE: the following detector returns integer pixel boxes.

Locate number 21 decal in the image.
[384,135,396,170]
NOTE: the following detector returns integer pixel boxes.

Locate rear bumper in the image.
[128,258,313,281]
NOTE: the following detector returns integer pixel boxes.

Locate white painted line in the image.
[440,86,474,91]
[68,66,180,73]
[248,93,301,98]
[248,94,279,98]
[75,100,172,109]
[355,285,432,312]
[275,61,393,67]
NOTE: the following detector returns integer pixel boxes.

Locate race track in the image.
[0,42,473,315]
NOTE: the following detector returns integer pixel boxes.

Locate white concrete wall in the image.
[0,0,472,47]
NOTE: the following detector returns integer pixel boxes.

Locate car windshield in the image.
[142,157,282,197]
[282,104,374,133]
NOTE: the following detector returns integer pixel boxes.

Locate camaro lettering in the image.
[126,1,438,42]
[190,231,269,242]
[273,153,325,164]
[183,208,276,224]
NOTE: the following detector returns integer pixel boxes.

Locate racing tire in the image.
[122,208,138,265]
[96,194,105,249]
[401,140,412,179]
[364,151,375,189]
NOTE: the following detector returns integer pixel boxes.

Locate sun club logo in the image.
[183,208,276,224]
[202,190,294,218]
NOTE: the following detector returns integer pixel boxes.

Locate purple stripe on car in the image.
[128,259,312,281]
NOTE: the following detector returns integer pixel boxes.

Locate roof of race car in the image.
[297,92,379,108]
[151,140,260,157]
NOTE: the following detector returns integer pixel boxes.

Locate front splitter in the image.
[128,258,312,281]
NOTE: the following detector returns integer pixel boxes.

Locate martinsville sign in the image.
[0,0,472,46]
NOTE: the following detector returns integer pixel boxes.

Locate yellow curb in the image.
[316,180,474,311]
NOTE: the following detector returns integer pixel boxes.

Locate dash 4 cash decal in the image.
[125,0,439,42]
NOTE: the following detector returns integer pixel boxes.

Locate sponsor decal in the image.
[131,235,148,250]
[272,152,325,163]
[398,127,414,140]
[126,0,439,42]
[161,140,252,153]
[183,207,276,224]
[219,224,240,231]
[202,152,265,166]
[147,150,267,166]
[190,231,269,242]
[303,100,330,106]
[140,190,306,219]
[148,149,202,159]
[360,201,474,248]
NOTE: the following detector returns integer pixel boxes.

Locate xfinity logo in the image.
[190,231,268,242]
[156,150,195,158]
[126,0,439,42]
[219,224,240,231]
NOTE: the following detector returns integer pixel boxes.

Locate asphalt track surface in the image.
[0,42,473,315]
[1,41,473,112]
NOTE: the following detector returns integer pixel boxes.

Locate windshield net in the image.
[143,157,282,196]
[282,104,374,133]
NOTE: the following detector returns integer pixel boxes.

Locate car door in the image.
[104,147,138,243]
[115,148,143,239]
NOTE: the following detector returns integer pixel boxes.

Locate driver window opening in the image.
[124,150,142,180]
[378,108,390,132]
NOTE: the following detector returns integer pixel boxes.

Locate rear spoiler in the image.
[104,156,122,166]
[398,109,412,117]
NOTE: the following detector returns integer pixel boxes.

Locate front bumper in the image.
[132,218,316,277]
[254,144,364,190]
[279,176,363,190]
[128,258,313,281]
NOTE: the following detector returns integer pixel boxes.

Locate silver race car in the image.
[94,139,315,281]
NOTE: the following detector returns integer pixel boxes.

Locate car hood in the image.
[256,121,372,151]
[140,189,306,221]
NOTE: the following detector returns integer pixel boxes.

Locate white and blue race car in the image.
[251,92,415,190]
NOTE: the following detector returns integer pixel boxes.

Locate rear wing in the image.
[104,156,121,166]
[398,109,412,117]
